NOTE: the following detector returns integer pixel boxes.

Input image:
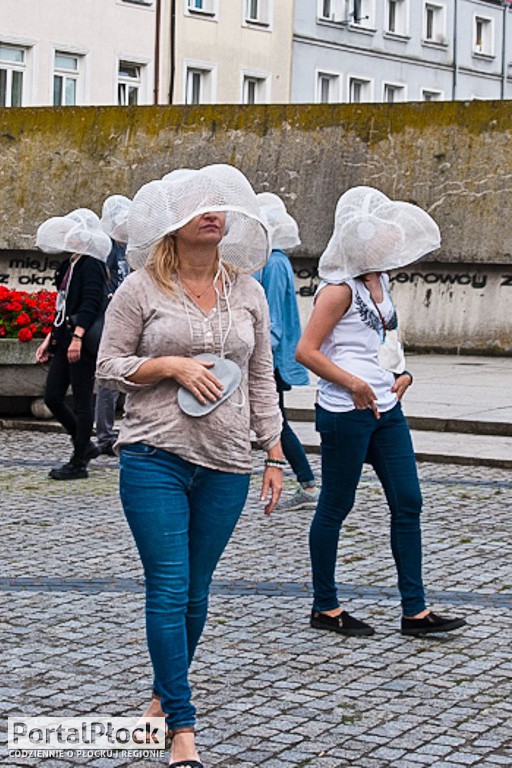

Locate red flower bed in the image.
[0,287,56,342]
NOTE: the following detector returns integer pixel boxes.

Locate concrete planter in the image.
[0,338,50,416]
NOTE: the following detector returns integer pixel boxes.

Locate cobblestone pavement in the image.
[1,430,511,768]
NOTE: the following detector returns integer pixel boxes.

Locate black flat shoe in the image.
[49,458,88,480]
[84,441,101,462]
[169,762,203,768]
[401,611,466,636]
[310,609,375,636]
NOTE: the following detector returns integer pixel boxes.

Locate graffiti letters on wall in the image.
[290,262,512,295]
[0,253,64,289]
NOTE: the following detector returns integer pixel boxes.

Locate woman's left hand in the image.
[67,337,82,364]
[391,373,412,401]
[260,467,283,516]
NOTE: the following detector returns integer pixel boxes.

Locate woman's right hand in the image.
[171,358,224,404]
[349,376,380,419]
[35,334,51,364]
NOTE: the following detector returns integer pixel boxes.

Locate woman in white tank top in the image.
[296,187,466,638]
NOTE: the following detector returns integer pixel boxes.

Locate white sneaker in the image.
[277,485,320,511]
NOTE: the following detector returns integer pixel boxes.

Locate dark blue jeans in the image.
[276,370,315,487]
[119,444,250,729]
[311,402,426,616]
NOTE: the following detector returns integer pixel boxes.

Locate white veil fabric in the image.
[36,208,112,261]
[127,164,270,273]
[100,195,132,244]
[318,186,441,283]
[256,192,301,251]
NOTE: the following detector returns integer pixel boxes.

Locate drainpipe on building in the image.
[501,2,509,100]
[169,0,176,103]
[452,0,458,100]
[153,0,161,104]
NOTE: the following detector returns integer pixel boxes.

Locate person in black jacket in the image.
[35,209,111,480]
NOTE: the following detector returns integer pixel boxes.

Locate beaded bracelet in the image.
[264,458,286,469]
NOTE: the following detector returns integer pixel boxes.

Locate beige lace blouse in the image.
[96,268,282,473]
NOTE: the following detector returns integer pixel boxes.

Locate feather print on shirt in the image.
[355,293,398,337]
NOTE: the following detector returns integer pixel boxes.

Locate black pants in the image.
[44,346,96,461]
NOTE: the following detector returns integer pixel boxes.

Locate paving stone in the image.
[1,434,512,767]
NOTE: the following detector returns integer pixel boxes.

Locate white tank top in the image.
[317,274,399,414]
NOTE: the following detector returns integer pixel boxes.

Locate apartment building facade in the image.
[0,0,294,109]
[0,0,161,108]
[163,0,294,104]
[293,0,512,103]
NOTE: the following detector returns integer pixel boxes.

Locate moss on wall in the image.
[1,101,511,263]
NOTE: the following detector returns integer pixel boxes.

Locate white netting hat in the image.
[100,195,131,243]
[318,186,441,283]
[161,168,195,184]
[36,208,112,261]
[67,208,101,230]
[127,164,270,272]
[256,192,301,251]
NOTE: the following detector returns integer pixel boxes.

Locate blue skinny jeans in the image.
[310,402,426,617]
[276,371,316,487]
[119,443,250,730]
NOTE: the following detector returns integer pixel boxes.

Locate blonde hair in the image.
[145,232,238,296]
[145,234,180,296]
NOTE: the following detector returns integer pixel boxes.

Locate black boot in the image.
[84,441,101,462]
[49,455,88,480]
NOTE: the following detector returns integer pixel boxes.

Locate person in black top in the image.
[35,209,111,480]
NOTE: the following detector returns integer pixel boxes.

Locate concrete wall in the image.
[0,100,511,352]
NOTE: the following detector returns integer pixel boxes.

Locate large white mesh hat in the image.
[127,164,270,272]
[256,192,300,251]
[318,186,441,283]
[100,195,131,243]
[36,208,112,261]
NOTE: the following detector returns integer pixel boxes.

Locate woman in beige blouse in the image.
[96,165,283,768]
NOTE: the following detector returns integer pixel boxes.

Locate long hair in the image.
[145,234,181,296]
[145,233,238,296]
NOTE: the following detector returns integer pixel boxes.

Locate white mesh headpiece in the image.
[127,164,270,272]
[101,195,131,243]
[36,208,112,261]
[67,208,101,230]
[318,186,441,283]
[256,192,301,251]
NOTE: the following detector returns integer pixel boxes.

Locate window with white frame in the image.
[118,61,142,105]
[244,0,270,25]
[53,52,80,106]
[185,65,214,104]
[316,71,340,103]
[242,74,269,103]
[351,0,373,27]
[318,0,345,21]
[383,82,405,102]
[424,3,446,44]
[0,43,25,107]
[474,16,494,56]
[348,76,371,102]
[186,0,216,16]
[386,0,408,36]
[421,88,443,101]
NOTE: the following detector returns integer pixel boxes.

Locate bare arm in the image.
[296,284,380,419]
